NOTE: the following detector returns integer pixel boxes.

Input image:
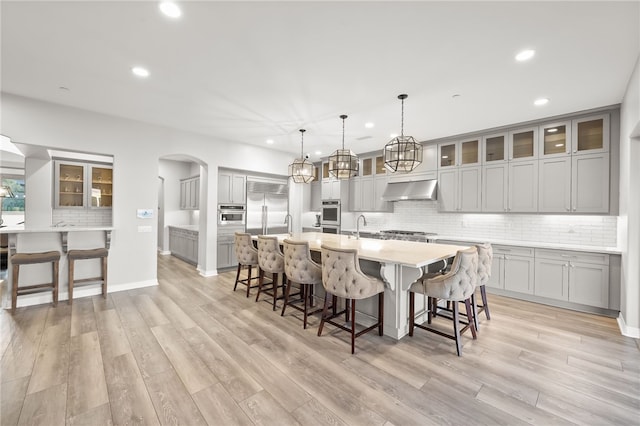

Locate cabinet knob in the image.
[573,207,577,211]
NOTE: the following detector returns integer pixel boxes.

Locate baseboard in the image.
[198,267,218,277]
[5,279,159,309]
[617,313,640,338]
[158,250,171,256]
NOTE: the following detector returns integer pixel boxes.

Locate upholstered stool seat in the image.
[255,235,286,311]
[281,239,323,329]
[409,246,478,356]
[68,247,108,304]
[11,250,61,313]
[233,232,260,297]
[317,245,385,354]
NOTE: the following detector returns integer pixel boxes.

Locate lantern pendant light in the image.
[383,94,423,173]
[328,114,358,180]
[288,129,315,183]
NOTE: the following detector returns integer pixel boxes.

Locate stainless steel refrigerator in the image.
[246,179,289,235]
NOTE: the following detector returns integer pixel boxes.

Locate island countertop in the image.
[0,225,113,234]
[258,232,469,268]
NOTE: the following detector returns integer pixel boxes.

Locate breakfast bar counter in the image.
[261,232,469,339]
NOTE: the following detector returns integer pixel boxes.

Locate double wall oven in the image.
[321,200,340,234]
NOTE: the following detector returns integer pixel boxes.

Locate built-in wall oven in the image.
[321,225,340,234]
[321,200,340,225]
[218,205,246,226]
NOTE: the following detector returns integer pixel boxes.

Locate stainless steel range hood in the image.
[381,179,437,201]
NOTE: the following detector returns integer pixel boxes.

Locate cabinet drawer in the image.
[536,249,609,265]
[493,245,534,257]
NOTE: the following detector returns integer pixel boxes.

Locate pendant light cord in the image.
[400,97,404,138]
[342,116,346,149]
[299,129,305,158]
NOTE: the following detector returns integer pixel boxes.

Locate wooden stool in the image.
[68,248,108,304]
[11,250,61,313]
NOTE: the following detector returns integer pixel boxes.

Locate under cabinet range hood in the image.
[381,179,437,202]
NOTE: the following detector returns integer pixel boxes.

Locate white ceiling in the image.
[2,1,639,160]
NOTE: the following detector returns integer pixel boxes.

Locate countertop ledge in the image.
[168,225,199,231]
[340,228,620,255]
[0,226,114,234]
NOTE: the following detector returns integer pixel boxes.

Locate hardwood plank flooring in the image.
[1,253,639,425]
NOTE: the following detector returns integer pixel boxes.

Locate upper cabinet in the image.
[218,172,246,204]
[538,113,610,213]
[55,160,112,209]
[438,138,481,168]
[509,127,538,161]
[180,176,200,210]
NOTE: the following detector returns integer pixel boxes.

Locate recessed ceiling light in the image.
[266,139,274,145]
[452,94,461,98]
[516,49,535,62]
[159,2,182,18]
[132,66,150,78]
[315,151,322,155]
[59,86,70,92]
[534,98,549,106]
[548,128,558,133]
[365,122,375,129]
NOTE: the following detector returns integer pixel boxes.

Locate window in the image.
[1,175,25,212]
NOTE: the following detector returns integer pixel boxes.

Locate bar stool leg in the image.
[102,255,108,298]
[245,265,253,298]
[52,260,59,306]
[351,299,356,355]
[233,264,242,292]
[11,264,19,314]
[408,291,415,337]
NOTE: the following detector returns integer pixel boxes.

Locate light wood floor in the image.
[1,254,639,425]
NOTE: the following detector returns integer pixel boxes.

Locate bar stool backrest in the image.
[425,247,478,301]
[320,245,384,300]
[476,243,493,286]
[283,239,321,284]
[235,232,258,266]
[257,235,284,273]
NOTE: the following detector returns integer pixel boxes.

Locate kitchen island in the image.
[259,232,469,339]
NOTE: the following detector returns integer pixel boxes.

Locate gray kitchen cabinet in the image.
[218,172,246,204]
[489,245,535,294]
[535,249,609,308]
[539,153,609,213]
[55,160,113,209]
[438,166,481,212]
[508,160,538,212]
[438,138,481,168]
[322,179,342,200]
[482,163,508,212]
[310,181,321,211]
[508,126,538,162]
[350,175,391,212]
[180,176,200,210]
[169,226,198,265]
[216,231,237,269]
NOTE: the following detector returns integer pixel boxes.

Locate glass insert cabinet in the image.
[55,160,113,209]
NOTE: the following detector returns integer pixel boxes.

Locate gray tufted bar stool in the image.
[11,250,61,313]
[281,239,323,329]
[474,243,493,330]
[317,244,385,354]
[255,235,286,311]
[409,246,478,356]
[233,232,260,297]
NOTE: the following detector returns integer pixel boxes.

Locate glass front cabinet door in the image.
[55,160,113,209]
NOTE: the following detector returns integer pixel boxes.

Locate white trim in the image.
[158,250,171,255]
[6,279,158,309]
[198,267,217,277]
[617,313,640,338]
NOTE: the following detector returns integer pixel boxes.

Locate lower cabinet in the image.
[535,249,609,308]
[486,245,535,294]
[217,233,237,269]
[169,226,198,265]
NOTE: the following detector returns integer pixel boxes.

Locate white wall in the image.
[2,93,294,287]
[618,54,640,337]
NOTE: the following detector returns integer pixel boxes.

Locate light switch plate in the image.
[138,225,152,233]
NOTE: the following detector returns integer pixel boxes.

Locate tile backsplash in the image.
[52,209,112,227]
[345,201,617,248]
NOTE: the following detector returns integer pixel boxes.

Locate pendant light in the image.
[328,114,358,179]
[288,129,315,183]
[383,94,423,173]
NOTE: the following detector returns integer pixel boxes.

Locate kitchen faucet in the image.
[356,214,367,239]
[284,214,293,235]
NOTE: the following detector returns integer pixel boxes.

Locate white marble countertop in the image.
[340,228,621,255]
[257,232,469,268]
[0,225,113,234]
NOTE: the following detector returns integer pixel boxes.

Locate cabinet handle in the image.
[573,207,577,211]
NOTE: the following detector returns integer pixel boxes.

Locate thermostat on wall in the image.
[137,209,154,219]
